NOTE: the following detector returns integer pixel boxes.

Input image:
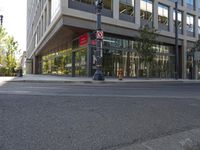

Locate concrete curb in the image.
[6,79,200,84]
[114,128,200,150]
[1,76,200,84]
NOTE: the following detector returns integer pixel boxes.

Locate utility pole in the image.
[0,15,3,25]
[93,0,104,80]
[175,1,179,79]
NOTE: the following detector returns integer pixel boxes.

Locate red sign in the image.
[79,33,88,46]
[96,30,104,40]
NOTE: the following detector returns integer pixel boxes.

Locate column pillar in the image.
[87,44,92,77]
[195,0,199,11]
[182,11,187,36]
[33,55,39,74]
[113,0,119,20]
[153,0,158,29]
[182,39,187,79]
[169,6,174,33]
[135,0,140,26]
[47,0,51,26]
[195,15,198,39]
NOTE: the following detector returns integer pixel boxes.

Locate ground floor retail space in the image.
[30,32,200,79]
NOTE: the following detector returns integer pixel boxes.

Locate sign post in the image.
[93,0,104,80]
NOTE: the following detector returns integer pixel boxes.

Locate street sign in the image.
[194,51,200,61]
[79,33,88,46]
[96,30,104,40]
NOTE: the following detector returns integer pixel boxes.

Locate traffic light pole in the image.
[175,1,179,79]
[0,15,3,25]
[93,0,104,80]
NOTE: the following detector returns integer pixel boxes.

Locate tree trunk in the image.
[137,58,140,78]
[147,63,150,78]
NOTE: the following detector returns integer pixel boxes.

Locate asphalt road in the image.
[0,81,200,150]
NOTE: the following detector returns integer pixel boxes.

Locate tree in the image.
[0,26,20,76]
[133,26,158,78]
[5,36,19,76]
[0,26,7,67]
[193,39,200,51]
[191,39,200,79]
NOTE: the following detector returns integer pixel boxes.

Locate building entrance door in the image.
[103,50,122,77]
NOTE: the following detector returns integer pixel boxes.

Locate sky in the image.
[0,0,27,52]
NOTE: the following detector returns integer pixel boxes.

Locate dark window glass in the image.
[173,10,182,30]
[198,18,200,34]
[186,0,194,5]
[158,4,169,25]
[119,0,134,16]
[140,0,152,21]
[186,14,194,33]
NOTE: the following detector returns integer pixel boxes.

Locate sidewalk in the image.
[0,74,200,83]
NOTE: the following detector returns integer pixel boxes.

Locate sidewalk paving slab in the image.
[115,128,200,150]
[1,75,200,84]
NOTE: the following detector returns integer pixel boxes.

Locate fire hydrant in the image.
[118,68,123,80]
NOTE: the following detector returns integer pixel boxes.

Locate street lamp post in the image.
[175,1,179,79]
[0,15,3,25]
[93,0,104,80]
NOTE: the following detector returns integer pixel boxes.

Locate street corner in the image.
[114,128,200,150]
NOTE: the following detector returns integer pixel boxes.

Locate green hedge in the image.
[0,67,16,76]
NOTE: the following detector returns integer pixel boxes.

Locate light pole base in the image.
[93,70,104,81]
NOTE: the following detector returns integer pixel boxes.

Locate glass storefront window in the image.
[75,49,87,76]
[102,35,175,78]
[42,49,72,75]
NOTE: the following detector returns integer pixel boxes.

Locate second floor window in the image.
[73,0,112,10]
[198,18,200,34]
[119,0,134,16]
[186,0,194,6]
[173,10,182,30]
[140,0,152,21]
[158,4,169,25]
[186,14,194,33]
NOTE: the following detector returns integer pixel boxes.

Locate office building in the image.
[27,0,200,79]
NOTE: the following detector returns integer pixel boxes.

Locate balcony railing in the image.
[173,28,183,34]
[119,13,135,23]
[158,23,169,31]
[140,19,153,29]
[187,31,194,37]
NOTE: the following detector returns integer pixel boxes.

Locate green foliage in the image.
[134,26,157,63]
[0,26,7,67]
[0,26,19,76]
[193,39,200,51]
[133,26,158,78]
